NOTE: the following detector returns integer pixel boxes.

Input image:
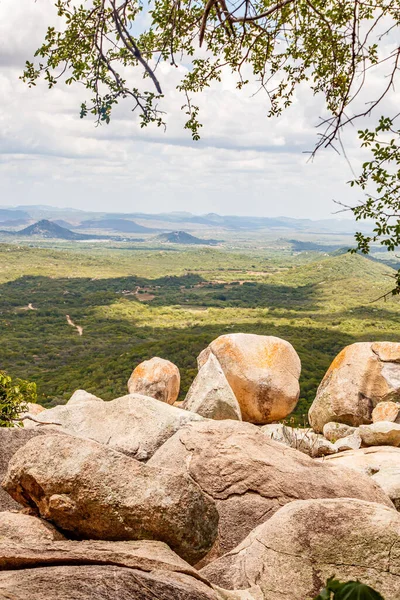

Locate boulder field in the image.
[3,334,400,599]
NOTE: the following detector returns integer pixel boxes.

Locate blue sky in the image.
[0,0,394,219]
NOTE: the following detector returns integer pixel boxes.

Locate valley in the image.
[1,238,399,422]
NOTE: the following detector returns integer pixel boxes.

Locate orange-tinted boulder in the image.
[128,357,180,405]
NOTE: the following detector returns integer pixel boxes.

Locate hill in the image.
[0,220,103,240]
[78,218,156,234]
[156,231,219,245]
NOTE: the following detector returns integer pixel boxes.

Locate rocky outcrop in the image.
[0,511,65,543]
[201,498,400,600]
[261,424,337,458]
[2,434,218,565]
[359,421,400,446]
[372,400,400,423]
[183,353,241,420]
[148,420,392,562]
[0,540,222,600]
[197,334,301,424]
[309,342,400,432]
[28,393,203,460]
[127,357,180,405]
[320,446,400,509]
[0,428,58,511]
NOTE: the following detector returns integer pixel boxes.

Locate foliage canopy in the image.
[0,371,37,427]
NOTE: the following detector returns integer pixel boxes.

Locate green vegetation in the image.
[315,578,384,600]
[0,371,37,427]
[1,242,399,419]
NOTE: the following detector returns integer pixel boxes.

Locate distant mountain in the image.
[78,219,156,234]
[0,209,30,223]
[156,231,219,245]
[0,220,104,240]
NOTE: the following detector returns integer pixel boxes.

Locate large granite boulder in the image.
[28,393,203,460]
[148,420,392,563]
[0,428,58,511]
[0,511,65,543]
[321,446,400,509]
[0,540,224,600]
[197,334,301,424]
[2,434,218,565]
[309,342,400,433]
[183,353,241,420]
[128,357,180,405]
[201,498,400,600]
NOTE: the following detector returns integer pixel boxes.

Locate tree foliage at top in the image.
[23,0,400,289]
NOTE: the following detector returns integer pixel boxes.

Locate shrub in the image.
[315,578,384,599]
[0,371,37,427]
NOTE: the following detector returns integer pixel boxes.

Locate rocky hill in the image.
[1,334,400,598]
[0,220,103,240]
[156,230,219,245]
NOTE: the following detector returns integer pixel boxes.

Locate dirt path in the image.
[66,314,83,336]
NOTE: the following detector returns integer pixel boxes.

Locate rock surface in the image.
[127,357,180,405]
[201,498,400,600]
[359,421,400,446]
[2,434,218,565]
[28,393,203,460]
[372,400,400,423]
[0,540,222,600]
[323,421,356,442]
[148,420,392,562]
[67,390,103,405]
[198,334,301,424]
[333,431,361,452]
[0,511,65,543]
[183,353,241,420]
[309,342,400,432]
[261,424,337,458]
[0,428,57,511]
[321,446,400,509]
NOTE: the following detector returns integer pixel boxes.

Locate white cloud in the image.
[0,0,398,218]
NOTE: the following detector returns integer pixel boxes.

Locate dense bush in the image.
[0,371,37,427]
[315,578,384,600]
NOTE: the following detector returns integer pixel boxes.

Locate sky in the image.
[0,0,397,219]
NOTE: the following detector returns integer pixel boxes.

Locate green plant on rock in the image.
[0,371,37,428]
[315,578,385,600]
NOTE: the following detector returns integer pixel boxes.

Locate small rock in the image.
[320,446,400,510]
[359,422,400,447]
[323,422,356,442]
[183,353,241,421]
[333,431,362,452]
[0,511,65,543]
[67,390,103,405]
[128,357,180,405]
[372,401,400,423]
[261,424,337,458]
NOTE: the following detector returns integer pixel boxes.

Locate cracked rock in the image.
[148,420,392,564]
[200,498,400,600]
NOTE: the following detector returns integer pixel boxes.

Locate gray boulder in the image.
[2,434,218,565]
[29,393,204,460]
[183,353,241,420]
